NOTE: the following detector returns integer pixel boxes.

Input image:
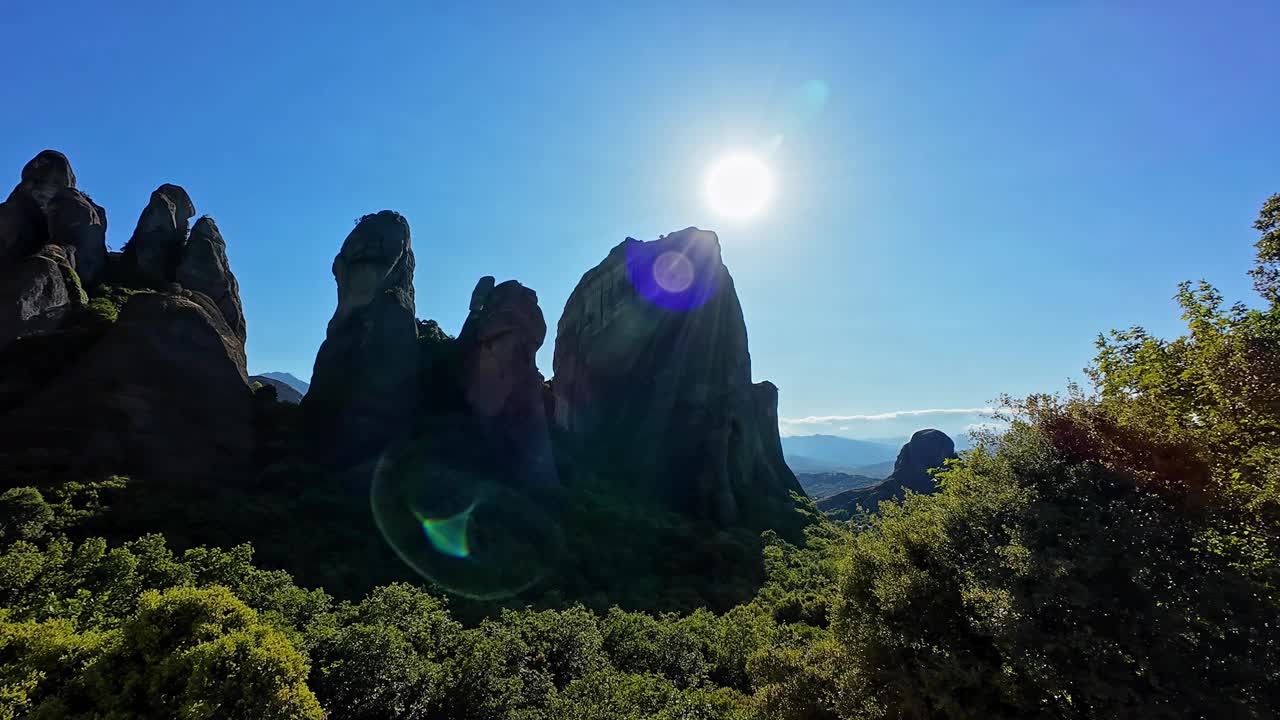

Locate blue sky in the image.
[4,2,1277,440]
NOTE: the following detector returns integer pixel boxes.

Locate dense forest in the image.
[3,194,1279,718]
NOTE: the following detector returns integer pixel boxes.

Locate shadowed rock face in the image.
[453,277,556,490]
[0,244,87,347]
[124,184,196,286]
[47,188,107,286]
[0,150,101,271]
[0,151,252,481]
[816,429,958,515]
[551,227,802,527]
[0,291,252,479]
[329,210,414,332]
[0,152,104,346]
[301,211,419,469]
[17,150,76,209]
[177,216,245,342]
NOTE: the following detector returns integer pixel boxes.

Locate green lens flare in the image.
[414,504,474,558]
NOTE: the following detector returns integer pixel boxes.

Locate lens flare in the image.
[415,504,474,559]
[625,229,722,312]
[653,250,695,293]
[371,432,563,600]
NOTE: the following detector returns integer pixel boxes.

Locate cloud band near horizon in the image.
[780,407,1000,425]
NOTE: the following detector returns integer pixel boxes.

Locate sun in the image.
[705,153,774,220]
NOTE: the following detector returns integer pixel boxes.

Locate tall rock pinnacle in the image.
[551,227,802,528]
[301,211,419,469]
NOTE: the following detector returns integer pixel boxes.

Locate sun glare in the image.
[705,153,774,220]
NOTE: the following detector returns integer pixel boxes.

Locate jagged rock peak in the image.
[453,276,557,490]
[177,216,246,342]
[2,150,97,265]
[125,183,197,285]
[302,211,419,469]
[329,210,414,332]
[15,150,76,208]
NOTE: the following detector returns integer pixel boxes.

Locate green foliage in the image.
[77,586,324,719]
[1249,193,1280,302]
[0,489,54,542]
[61,265,87,308]
[79,284,145,328]
[4,194,1279,719]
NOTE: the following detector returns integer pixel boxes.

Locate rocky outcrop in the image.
[122,184,195,286]
[816,429,958,515]
[0,151,77,263]
[0,244,87,346]
[0,151,252,480]
[328,210,414,332]
[454,277,556,490]
[0,151,104,346]
[301,211,419,468]
[0,289,253,479]
[47,188,107,286]
[551,227,802,527]
[177,217,245,342]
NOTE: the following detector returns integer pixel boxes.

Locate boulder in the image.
[47,187,107,286]
[0,244,86,347]
[177,216,245,342]
[15,150,76,209]
[816,429,958,515]
[454,277,556,490]
[124,184,195,285]
[301,211,419,468]
[551,227,802,527]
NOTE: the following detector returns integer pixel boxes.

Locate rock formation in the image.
[0,243,87,346]
[0,151,101,347]
[551,227,802,527]
[0,290,252,479]
[816,429,958,515]
[301,211,419,468]
[454,277,556,490]
[0,150,252,481]
[47,187,107,286]
[122,184,195,286]
[177,216,246,342]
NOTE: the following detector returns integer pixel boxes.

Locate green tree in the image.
[78,586,323,719]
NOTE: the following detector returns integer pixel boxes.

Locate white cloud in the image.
[781,408,999,425]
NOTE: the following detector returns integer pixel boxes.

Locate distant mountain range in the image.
[780,434,899,473]
[782,433,969,476]
[257,372,309,396]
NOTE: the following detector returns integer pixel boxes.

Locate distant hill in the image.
[250,375,304,404]
[847,459,895,478]
[258,371,309,396]
[797,471,882,500]
[818,429,957,516]
[781,434,898,473]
